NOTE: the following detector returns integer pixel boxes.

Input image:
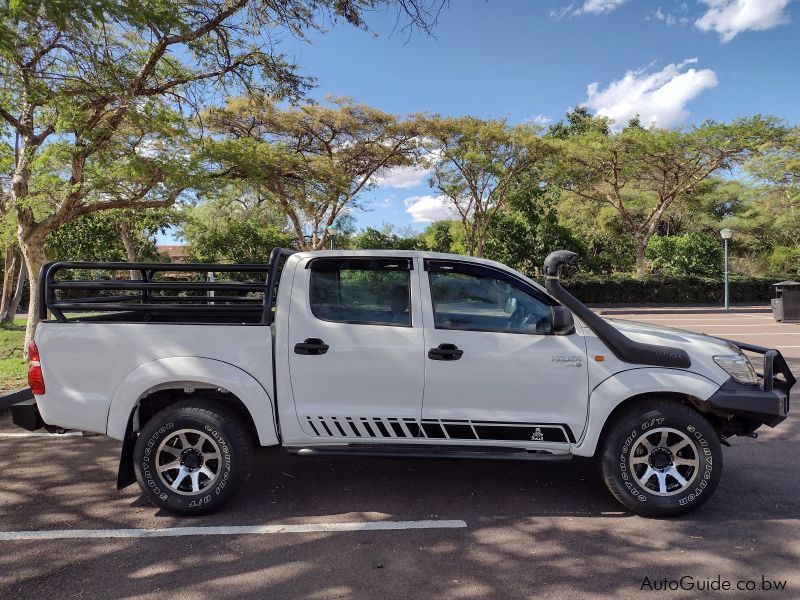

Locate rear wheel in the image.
[133,399,253,515]
[600,399,722,518]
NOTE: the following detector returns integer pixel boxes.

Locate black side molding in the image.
[543,251,691,369]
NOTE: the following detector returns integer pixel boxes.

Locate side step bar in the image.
[286,444,573,462]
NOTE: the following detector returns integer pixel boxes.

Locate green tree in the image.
[204,96,421,250]
[419,115,552,257]
[744,126,800,247]
[645,232,722,278]
[351,224,423,250]
[185,219,293,264]
[45,209,172,263]
[420,221,457,253]
[181,184,294,261]
[483,182,581,276]
[551,114,784,276]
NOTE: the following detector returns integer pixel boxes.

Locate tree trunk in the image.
[6,260,26,325]
[0,249,16,321]
[634,239,646,277]
[19,229,47,357]
[119,218,140,279]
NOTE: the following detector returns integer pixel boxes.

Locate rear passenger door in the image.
[287,256,425,441]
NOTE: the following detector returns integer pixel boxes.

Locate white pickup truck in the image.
[13,249,794,518]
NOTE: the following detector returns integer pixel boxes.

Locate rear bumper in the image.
[11,399,46,431]
[710,340,796,428]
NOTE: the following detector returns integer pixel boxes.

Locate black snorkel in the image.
[543,250,691,369]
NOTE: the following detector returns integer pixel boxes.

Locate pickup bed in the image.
[14,249,795,517]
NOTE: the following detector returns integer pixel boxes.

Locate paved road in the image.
[1,307,798,599]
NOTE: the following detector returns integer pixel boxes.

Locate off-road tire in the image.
[133,399,253,515]
[600,399,722,518]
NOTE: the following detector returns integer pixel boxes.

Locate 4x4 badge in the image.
[531,427,544,442]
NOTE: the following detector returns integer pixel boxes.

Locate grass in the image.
[0,318,27,392]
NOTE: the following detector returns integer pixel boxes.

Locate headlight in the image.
[714,354,758,384]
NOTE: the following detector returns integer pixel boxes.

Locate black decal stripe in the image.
[421,422,446,439]
[473,425,568,443]
[345,418,361,437]
[307,418,320,436]
[389,420,406,437]
[360,419,376,437]
[444,424,476,440]
[331,418,347,437]
[318,418,333,437]
[373,419,390,438]
[403,419,421,437]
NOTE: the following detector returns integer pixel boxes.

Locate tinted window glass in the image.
[311,267,411,326]
[429,271,552,334]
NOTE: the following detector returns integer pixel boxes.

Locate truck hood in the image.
[604,318,740,384]
[607,318,735,351]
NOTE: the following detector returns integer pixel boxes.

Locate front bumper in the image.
[707,340,796,428]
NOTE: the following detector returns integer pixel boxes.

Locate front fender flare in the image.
[572,368,720,457]
[106,356,279,446]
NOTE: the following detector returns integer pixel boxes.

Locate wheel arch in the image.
[107,356,279,446]
[111,357,278,490]
[572,368,721,457]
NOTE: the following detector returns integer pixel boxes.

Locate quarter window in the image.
[310,261,411,326]
[429,270,553,334]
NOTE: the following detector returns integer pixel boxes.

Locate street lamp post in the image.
[326,225,337,250]
[720,228,733,310]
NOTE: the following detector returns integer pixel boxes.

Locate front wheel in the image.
[600,399,722,518]
[133,399,253,515]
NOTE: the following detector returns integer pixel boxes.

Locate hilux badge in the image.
[552,355,583,367]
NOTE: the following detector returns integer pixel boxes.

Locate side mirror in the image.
[552,306,575,335]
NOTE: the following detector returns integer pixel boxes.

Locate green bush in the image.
[645,232,722,278]
[558,274,780,304]
[765,246,800,277]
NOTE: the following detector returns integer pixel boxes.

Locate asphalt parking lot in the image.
[1,306,799,599]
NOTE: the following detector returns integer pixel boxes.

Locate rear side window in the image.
[309,259,412,326]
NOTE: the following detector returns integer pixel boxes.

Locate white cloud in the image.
[526,113,553,126]
[550,3,575,20]
[372,165,430,189]
[575,0,628,15]
[404,195,458,223]
[695,0,791,42]
[584,58,718,130]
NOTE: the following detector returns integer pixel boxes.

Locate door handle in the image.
[294,338,330,355]
[428,343,463,361]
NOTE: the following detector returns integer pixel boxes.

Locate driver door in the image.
[419,259,589,446]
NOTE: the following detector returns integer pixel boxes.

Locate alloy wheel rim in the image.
[155,429,222,496]
[629,427,700,497]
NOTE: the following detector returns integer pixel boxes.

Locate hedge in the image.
[556,275,783,305]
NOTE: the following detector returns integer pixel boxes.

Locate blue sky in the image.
[170,0,800,241]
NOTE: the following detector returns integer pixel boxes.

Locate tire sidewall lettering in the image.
[616,414,715,507]
[138,418,234,510]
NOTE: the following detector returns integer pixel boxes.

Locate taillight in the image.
[28,340,45,395]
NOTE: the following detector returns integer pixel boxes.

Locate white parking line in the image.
[703,332,800,336]
[0,520,468,541]
[0,432,82,438]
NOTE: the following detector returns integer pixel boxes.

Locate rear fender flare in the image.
[106,356,279,446]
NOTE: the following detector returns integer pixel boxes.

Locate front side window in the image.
[310,260,411,326]
[429,269,553,334]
